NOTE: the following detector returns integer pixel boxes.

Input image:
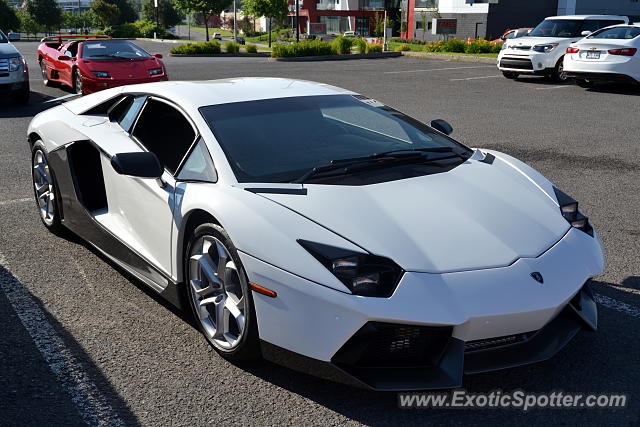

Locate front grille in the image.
[0,58,9,73]
[512,45,532,51]
[500,58,534,70]
[464,331,535,353]
[333,322,453,368]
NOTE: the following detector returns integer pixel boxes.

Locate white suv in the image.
[497,15,629,81]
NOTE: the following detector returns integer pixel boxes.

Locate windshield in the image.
[81,40,150,59]
[588,26,640,40]
[200,95,472,184]
[529,19,585,38]
[0,31,7,43]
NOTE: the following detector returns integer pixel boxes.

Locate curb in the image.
[169,52,270,57]
[268,52,402,62]
[401,51,497,64]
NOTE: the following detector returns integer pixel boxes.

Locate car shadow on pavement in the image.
[584,84,640,96]
[0,91,58,119]
[236,277,640,425]
[0,264,139,426]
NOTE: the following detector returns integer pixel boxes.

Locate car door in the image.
[57,42,77,84]
[100,96,199,280]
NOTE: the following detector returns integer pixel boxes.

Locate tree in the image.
[242,0,287,47]
[62,10,83,30]
[26,0,62,34]
[174,0,232,41]
[108,0,137,24]
[0,0,20,32]
[142,0,183,29]
[92,0,120,27]
[17,8,42,37]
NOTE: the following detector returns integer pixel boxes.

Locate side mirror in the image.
[581,31,592,36]
[153,53,163,59]
[111,152,163,178]
[430,119,453,135]
[58,55,72,61]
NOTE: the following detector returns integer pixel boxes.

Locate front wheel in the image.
[185,223,260,361]
[40,60,56,87]
[502,71,519,80]
[73,69,84,95]
[31,141,64,234]
[550,58,569,82]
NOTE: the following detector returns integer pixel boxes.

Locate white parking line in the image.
[0,197,31,206]
[0,253,124,427]
[450,75,502,81]
[595,293,640,319]
[535,85,573,91]
[384,65,495,74]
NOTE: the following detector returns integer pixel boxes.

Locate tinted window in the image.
[177,139,217,182]
[118,96,147,131]
[81,40,151,60]
[589,26,640,39]
[108,96,134,123]
[0,31,7,43]
[200,95,471,183]
[132,99,196,174]
[529,19,583,37]
[504,31,516,39]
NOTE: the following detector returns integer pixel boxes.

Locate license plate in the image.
[586,51,600,59]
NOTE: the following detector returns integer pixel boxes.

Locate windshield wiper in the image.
[330,147,463,165]
[293,151,463,183]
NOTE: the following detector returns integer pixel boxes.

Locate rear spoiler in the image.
[40,35,112,43]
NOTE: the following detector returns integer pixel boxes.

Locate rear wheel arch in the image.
[28,132,42,150]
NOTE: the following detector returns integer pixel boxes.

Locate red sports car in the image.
[37,35,168,95]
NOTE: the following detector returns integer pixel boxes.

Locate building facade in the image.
[406,0,640,41]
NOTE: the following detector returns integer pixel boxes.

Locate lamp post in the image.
[295,0,299,42]
[154,0,158,39]
[233,0,237,42]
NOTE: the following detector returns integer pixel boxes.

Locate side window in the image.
[108,96,134,123]
[131,99,196,174]
[118,96,146,131]
[504,31,516,39]
[176,139,217,182]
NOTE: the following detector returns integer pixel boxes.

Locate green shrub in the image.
[423,40,445,52]
[491,42,503,53]
[106,22,140,38]
[366,43,382,53]
[333,35,353,55]
[170,40,221,55]
[133,20,156,38]
[394,44,411,52]
[271,40,335,57]
[354,38,367,54]
[465,39,493,54]
[443,39,465,53]
[225,41,240,53]
[245,43,257,53]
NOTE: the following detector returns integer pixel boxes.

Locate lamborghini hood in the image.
[254,153,570,273]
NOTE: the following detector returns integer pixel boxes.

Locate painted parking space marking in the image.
[450,75,502,81]
[595,293,640,319]
[384,65,495,74]
[0,253,124,427]
[0,197,31,206]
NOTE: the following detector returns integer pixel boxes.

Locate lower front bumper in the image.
[262,283,597,391]
[82,75,169,94]
[0,80,28,96]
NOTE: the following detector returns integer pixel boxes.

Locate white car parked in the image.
[498,15,628,81]
[28,78,604,390]
[564,24,640,87]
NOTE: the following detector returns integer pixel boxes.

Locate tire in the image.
[575,78,594,88]
[73,69,84,95]
[550,57,569,82]
[31,141,64,234]
[185,223,260,361]
[502,71,519,80]
[40,60,56,87]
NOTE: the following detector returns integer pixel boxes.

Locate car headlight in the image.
[501,43,508,50]
[553,187,593,236]
[298,240,403,297]
[148,67,163,76]
[8,57,21,72]
[532,43,559,53]
[92,71,110,78]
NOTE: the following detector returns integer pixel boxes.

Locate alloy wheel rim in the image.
[32,149,55,224]
[75,72,83,94]
[189,236,246,350]
[40,62,48,83]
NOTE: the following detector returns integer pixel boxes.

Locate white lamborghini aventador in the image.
[28,78,604,390]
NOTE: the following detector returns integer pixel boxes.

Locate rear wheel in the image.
[31,141,63,234]
[185,223,260,361]
[575,78,594,88]
[502,71,519,80]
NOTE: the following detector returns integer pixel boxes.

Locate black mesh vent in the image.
[464,331,535,353]
[332,322,452,369]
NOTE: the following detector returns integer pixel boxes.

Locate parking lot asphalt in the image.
[1,40,639,426]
